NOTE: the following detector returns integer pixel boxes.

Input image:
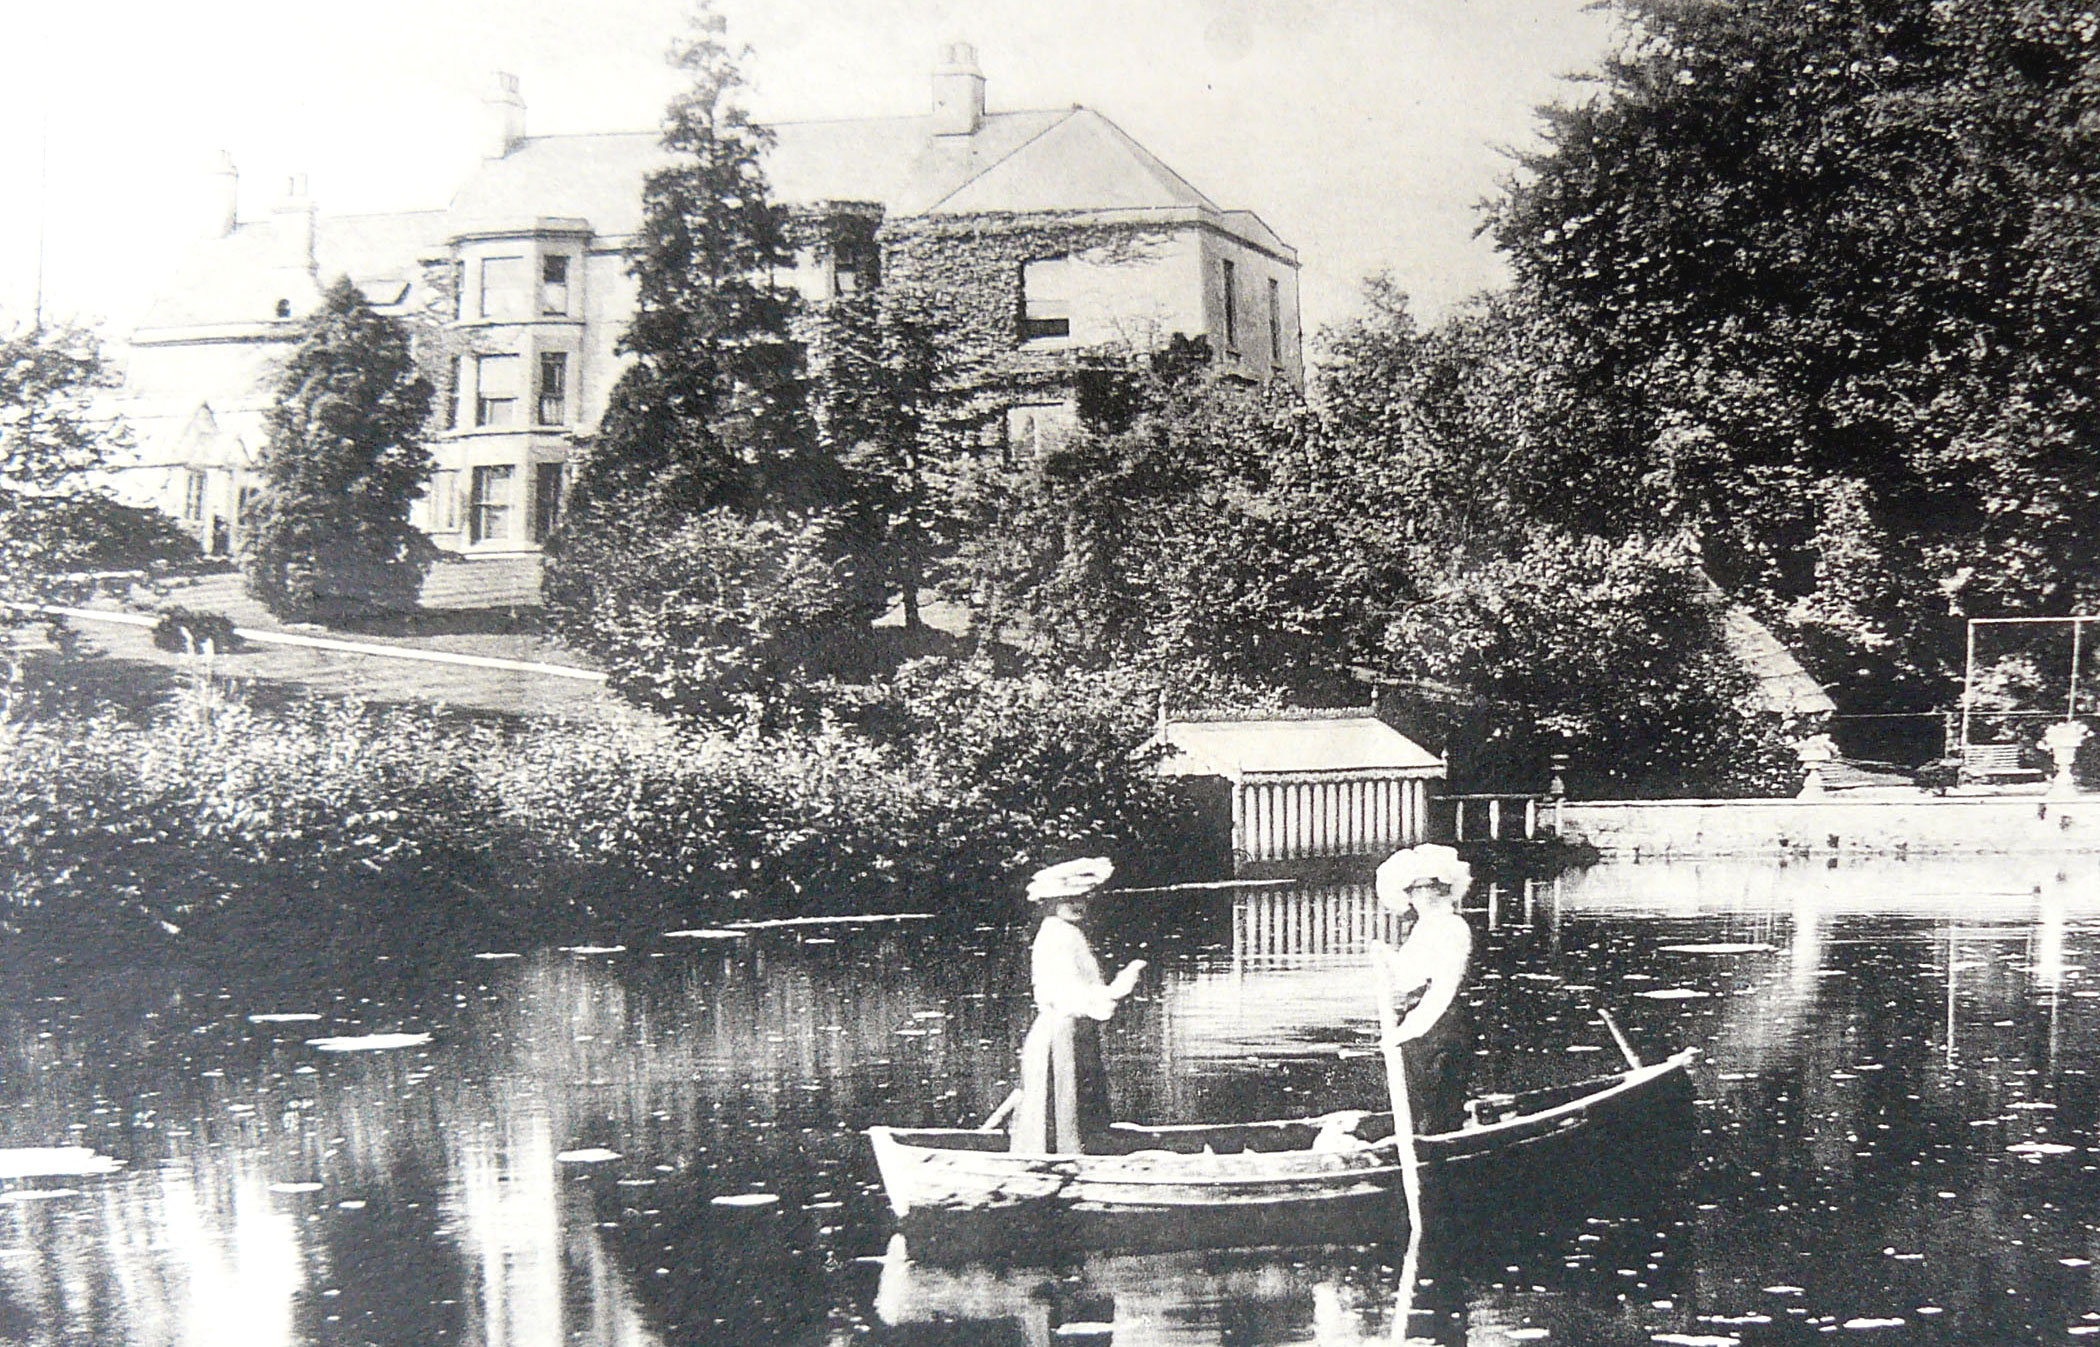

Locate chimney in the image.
[200,150,239,239]
[271,174,316,274]
[482,71,527,159]
[930,42,985,135]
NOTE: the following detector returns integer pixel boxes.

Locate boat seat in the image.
[1464,1093,1518,1129]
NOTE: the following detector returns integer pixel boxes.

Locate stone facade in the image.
[114,47,1302,557]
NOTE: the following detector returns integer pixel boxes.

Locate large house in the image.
[114,46,1303,557]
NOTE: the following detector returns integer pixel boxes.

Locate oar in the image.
[976,1088,1022,1133]
[1598,1008,1642,1071]
[1389,1233,1423,1346]
[1373,966,1424,1247]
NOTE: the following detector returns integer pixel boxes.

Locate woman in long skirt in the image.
[1369,843,1475,1135]
[1009,857,1146,1154]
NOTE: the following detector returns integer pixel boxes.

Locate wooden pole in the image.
[2071,618,2084,722]
[1598,1009,1641,1071]
[977,1088,1022,1133]
[1959,619,1977,772]
[1373,958,1423,1245]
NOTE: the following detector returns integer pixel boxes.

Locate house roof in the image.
[926,109,1217,215]
[133,101,1292,335]
[1148,715,1446,782]
[445,106,1233,236]
[136,209,449,332]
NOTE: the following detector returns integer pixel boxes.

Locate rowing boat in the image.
[867,1047,1696,1260]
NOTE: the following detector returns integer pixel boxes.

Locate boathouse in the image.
[1146,712,1446,863]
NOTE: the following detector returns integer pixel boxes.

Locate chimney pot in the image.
[930,42,986,136]
[482,70,528,159]
[270,171,317,280]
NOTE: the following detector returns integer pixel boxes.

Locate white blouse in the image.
[1031,915,1119,1020]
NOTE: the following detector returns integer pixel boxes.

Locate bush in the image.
[0,687,501,938]
[544,507,873,731]
[0,668,1206,941]
[151,606,240,654]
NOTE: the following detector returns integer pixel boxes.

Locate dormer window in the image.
[274,298,291,318]
[1019,258,1071,341]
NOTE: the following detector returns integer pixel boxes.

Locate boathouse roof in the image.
[1146,713,1445,782]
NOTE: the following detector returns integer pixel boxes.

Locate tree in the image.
[803,286,945,631]
[1,321,197,699]
[1374,530,1796,797]
[241,278,435,621]
[544,2,874,724]
[550,0,806,537]
[552,507,868,729]
[1491,0,2100,705]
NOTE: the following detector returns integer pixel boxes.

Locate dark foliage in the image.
[241,278,436,621]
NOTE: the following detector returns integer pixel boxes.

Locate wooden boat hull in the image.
[868,1049,1696,1260]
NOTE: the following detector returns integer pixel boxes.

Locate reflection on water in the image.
[3,854,2100,1342]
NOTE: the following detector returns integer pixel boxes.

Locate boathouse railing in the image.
[1443,792,1565,842]
[1231,773,1434,863]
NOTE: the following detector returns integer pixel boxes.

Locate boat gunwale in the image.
[869,1049,1696,1184]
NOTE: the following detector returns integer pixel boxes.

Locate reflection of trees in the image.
[0,926,1030,1346]
[419,934,1028,1344]
[1557,856,2100,1332]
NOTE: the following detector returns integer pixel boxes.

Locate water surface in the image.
[4,852,2100,1344]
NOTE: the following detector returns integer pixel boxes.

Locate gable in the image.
[928,109,1219,216]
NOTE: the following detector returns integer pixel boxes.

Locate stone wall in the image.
[1558,792,2100,857]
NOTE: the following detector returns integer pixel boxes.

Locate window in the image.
[536,352,568,426]
[443,356,461,430]
[1267,277,1283,365]
[1221,259,1238,354]
[274,298,291,319]
[452,261,466,320]
[1019,258,1071,341]
[834,261,858,296]
[531,463,564,544]
[540,255,570,316]
[183,471,208,522]
[1005,403,1073,466]
[469,465,515,543]
[479,256,527,320]
[426,470,460,532]
[475,354,520,428]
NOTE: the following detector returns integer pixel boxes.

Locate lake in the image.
[3,851,2099,1344]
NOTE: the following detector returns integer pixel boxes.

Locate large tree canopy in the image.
[242,278,436,621]
[543,2,875,728]
[1492,0,2100,707]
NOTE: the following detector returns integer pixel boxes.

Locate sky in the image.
[0,0,1620,345]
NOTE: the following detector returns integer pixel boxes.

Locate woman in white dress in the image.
[1009,857,1146,1154]
[1370,843,1475,1135]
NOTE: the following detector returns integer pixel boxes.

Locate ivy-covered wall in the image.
[878,212,1201,439]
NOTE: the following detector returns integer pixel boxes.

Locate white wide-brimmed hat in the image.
[1027,856,1115,902]
[1375,844,1471,911]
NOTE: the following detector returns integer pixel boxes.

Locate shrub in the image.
[0,687,502,937]
[151,606,240,654]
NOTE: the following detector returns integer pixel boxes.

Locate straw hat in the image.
[1027,857,1115,903]
[1375,844,1470,911]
